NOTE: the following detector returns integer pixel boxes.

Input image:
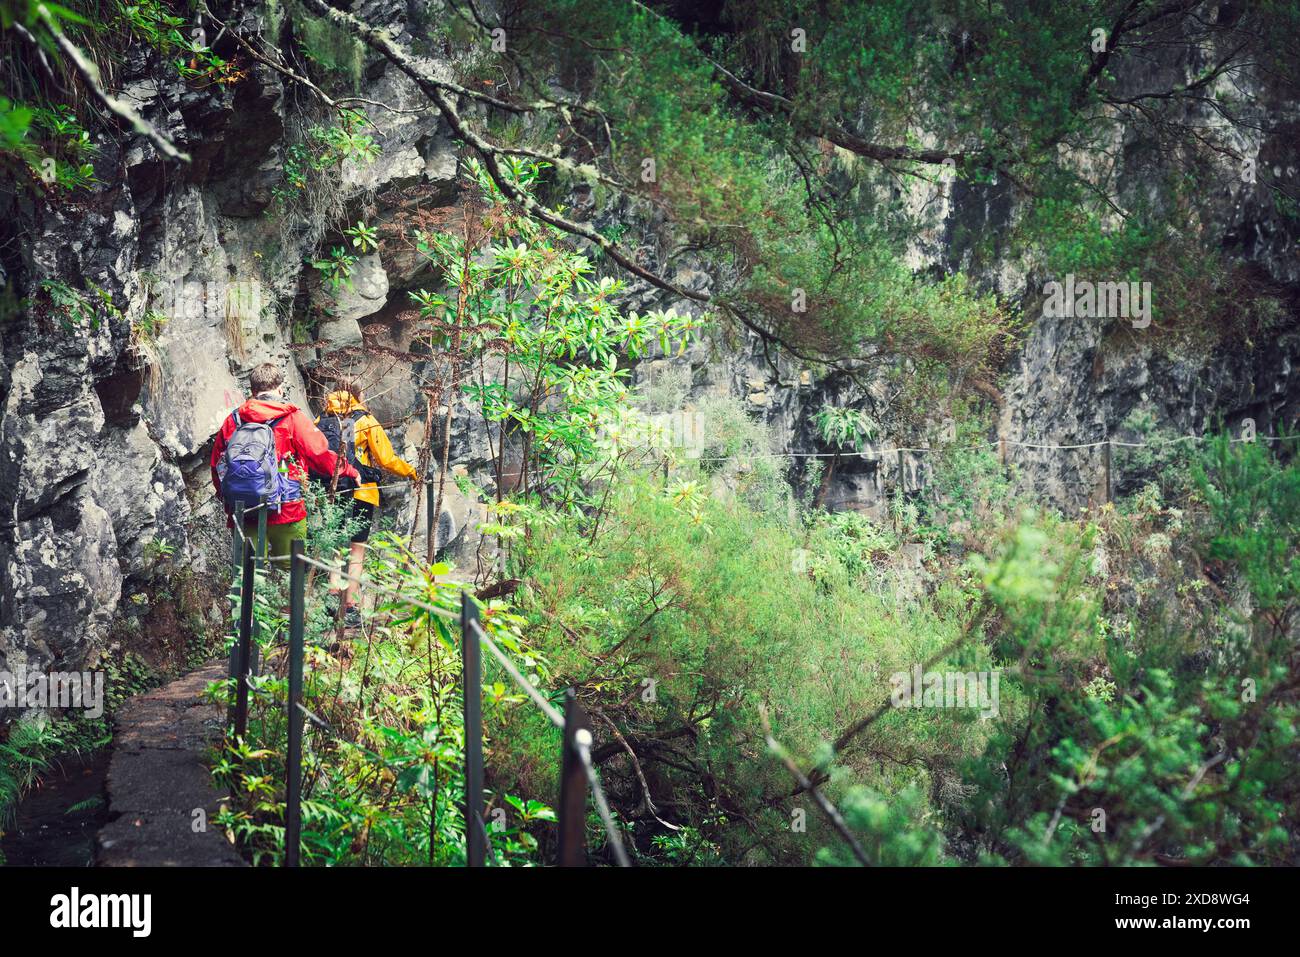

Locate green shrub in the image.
[507,475,1001,863]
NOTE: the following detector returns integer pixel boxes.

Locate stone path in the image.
[96,661,247,867]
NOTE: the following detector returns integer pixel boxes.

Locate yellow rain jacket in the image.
[318,391,418,506]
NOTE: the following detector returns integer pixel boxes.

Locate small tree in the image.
[410,158,700,575]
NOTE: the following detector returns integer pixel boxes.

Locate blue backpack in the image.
[217,411,300,514]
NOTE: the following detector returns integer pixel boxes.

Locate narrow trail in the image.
[96,662,246,867]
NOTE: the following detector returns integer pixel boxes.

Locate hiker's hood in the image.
[323,391,367,416]
[237,396,299,423]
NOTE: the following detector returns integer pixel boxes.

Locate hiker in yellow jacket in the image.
[317,379,419,627]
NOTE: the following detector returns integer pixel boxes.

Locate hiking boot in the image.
[343,604,362,629]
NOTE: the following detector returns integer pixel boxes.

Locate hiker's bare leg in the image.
[345,541,365,608]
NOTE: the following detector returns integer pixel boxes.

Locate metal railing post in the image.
[251,505,268,677]
[557,687,591,866]
[227,500,244,728]
[426,479,436,563]
[233,537,255,740]
[461,592,485,867]
[285,540,306,867]
[1102,437,1113,505]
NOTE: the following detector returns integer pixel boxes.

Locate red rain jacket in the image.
[210,396,359,525]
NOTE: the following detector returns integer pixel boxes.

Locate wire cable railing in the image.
[680,431,1293,460]
[462,614,630,866]
[222,497,631,867]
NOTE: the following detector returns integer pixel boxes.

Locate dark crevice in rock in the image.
[94,364,145,428]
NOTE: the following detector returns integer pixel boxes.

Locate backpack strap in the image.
[264,414,291,463]
[229,411,288,433]
[348,408,371,445]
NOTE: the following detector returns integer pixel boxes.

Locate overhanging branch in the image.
[33,4,191,163]
[297,0,709,307]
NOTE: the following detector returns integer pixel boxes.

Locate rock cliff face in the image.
[0,5,452,684]
[1,4,1297,687]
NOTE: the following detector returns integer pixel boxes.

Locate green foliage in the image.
[1021,179,1286,343]
[288,0,366,88]
[507,473,998,863]
[816,785,946,866]
[814,404,876,450]
[0,714,110,826]
[648,826,723,866]
[0,96,32,148]
[110,0,241,84]
[691,394,795,517]
[274,111,379,205]
[950,438,1300,866]
[343,220,378,253]
[923,402,1014,528]
[30,103,97,183]
[102,651,159,713]
[0,718,66,824]
[312,221,381,291]
[114,0,186,49]
[129,307,168,388]
[490,421,1300,867]
[492,0,1029,396]
[1113,407,1198,502]
[1193,435,1300,612]
[141,537,176,564]
[35,278,109,330]
[411,158,699,525]
[804,510,899,588]
[0,0,88,37]
[310,245,357,292]
[0,99,97,191]
[1,0,234,196]
[455,0,1299,412]
[7,0,1290,871]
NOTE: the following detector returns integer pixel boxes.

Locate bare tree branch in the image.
[792,600,991,795]
[297,0,708,307]
[32,4,191,163]
[759,704,872,866]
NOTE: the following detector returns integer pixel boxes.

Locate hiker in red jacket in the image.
[210,362,359,564]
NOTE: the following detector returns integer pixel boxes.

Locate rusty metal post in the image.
[461,593,485,867]
[285,540,306,867]
[557,688,592,866]
[233,537,254,739]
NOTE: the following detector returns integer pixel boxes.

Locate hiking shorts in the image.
[237,518,307,568]
[349,499,376,543]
